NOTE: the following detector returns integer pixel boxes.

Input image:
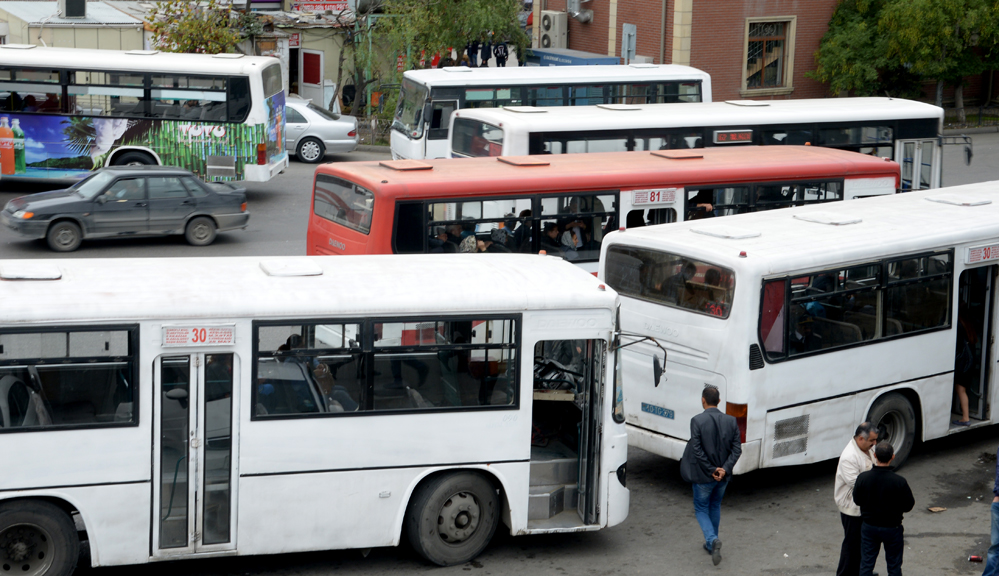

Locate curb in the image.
[356,144,391,152]
[944,126,999,135]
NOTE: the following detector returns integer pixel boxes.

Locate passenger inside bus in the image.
[686,189,715,220]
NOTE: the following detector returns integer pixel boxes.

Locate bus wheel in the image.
[46,221,82,252]
[406,472,499,566]
[112,151,155,166]
[867,392,917,468]
[185,217,217,246]
[296,137,325,164]
[0,500,79,576]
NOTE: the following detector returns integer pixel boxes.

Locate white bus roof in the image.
[403,64,711,87]
[605,181,999,277]
[0,254,617,324]
[0,45,278,77]
[454,97,943,131]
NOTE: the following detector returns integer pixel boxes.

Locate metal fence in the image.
[944,105,999,128]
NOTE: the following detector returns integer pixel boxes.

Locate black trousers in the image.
[860,522,904,576]
[836,513,863,576]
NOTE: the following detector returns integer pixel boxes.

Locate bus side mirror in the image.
[965,144,973,166]
[653,354,665,387]
[423,103,433,125]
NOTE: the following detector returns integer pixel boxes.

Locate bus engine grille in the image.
[772,414,809,458]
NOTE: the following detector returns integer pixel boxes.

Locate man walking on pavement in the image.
[853,441,915,576]
[981,444,999,576]
[835,422,878,576]
[680,385,742,566]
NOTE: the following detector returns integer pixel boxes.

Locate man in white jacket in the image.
[835,422,878,576]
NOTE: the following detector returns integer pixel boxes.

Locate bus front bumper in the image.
[626,423,762,475]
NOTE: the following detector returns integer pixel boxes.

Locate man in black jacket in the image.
[852,441,915,576]
[684,386,742,566]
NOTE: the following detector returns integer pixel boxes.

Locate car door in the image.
[147,176,197,233]
[285,106,309,152]
[90,176,149,235]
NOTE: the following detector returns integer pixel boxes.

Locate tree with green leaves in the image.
[147,0,242,54]
[382,0,529,72]
[880,0,995,119]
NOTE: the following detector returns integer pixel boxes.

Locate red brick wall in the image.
[616,0,671,63]
[690,0,838,101]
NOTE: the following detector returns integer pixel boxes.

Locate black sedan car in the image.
[1,166,250,252]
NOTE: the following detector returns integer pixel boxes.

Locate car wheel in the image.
[0,499,80,576]
[185,216,217,246]
[46,221,82,252]
[867,392,917,468]
[296,137,325,164]
[112,151,156,166]
[405,471,499,566]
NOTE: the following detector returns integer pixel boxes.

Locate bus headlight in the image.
[13,210,34,219]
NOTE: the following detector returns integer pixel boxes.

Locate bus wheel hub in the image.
[438,493,480,542]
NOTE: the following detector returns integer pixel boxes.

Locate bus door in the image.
[577,340,604,524]
[955,266,995,422]
[153,352,238,556]
[896,139,940,190]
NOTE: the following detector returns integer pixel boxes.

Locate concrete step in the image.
[528,484,564,520]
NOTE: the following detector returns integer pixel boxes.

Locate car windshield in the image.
[307,102,340,121]
[70,172,118,200]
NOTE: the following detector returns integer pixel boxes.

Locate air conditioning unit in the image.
[540,11,567,49]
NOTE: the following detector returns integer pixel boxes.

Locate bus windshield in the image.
[604,245,735,318]
[452,118,503,158]
[393,79,429,139]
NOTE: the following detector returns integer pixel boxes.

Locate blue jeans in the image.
[693,478,729,547]
[984,502,999,576]
[859,523,903,576]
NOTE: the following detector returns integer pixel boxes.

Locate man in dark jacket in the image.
[685,385,741,566]
[852,441,915,576]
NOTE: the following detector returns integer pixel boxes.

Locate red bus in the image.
[306,146,900,273]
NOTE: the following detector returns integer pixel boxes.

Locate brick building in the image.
[532,0,841,101]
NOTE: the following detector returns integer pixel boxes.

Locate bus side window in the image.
[394,202,425,254]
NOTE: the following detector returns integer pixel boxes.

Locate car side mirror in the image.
[96,195,108,204]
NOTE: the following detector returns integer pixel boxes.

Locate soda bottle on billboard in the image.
[11,118,25,174]
[0,117,13,175]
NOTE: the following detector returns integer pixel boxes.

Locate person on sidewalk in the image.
[679,385,742,566]
[834,422,878,576]
[852,441,915,576]
[982,444,999,576]
[493,42,509,67]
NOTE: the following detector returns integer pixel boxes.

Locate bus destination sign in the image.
[632,188,678,206]
[968,243,999,265]
[713,129,754,144]
[162,325,236,347]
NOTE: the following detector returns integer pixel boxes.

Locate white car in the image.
[285,96,359,163]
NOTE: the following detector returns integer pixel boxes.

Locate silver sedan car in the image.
[285,96,359,163]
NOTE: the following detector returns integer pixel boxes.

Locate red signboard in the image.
[290,2,349,11]
[289,33,300,48]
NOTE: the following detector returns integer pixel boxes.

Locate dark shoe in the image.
[711,538,722,566]
[703,542,712,554]
[952,419,971,427]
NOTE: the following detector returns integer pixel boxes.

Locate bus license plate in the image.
[641,402,674,419]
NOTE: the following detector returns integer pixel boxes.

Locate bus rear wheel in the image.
[867,392,916,468]
[405,472,499,566]
[112,151,155,166]
[0,500,79,576]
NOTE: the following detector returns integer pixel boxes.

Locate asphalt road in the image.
[4,136,999,575]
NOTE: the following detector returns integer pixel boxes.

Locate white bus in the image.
[0,45,288,182]
[449,97,945,190]
[391,64,711,161]
[0,254,633,574]
[599,181,999,472]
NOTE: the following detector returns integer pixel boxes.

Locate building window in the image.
[741,17,796,96]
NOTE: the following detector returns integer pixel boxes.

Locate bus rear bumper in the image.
[625,424,761,475]
[242,152,289,182]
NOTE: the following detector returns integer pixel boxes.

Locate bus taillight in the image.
[256,143,267,165]
[726,402,748,443]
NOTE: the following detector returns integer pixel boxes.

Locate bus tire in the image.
[405,471,499,566]
[112,151,156,166]
[0,500,80,576]
[46,221,82,252]
[184,217,217,246]
[296,137,325,164]
[867,392,917,468]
